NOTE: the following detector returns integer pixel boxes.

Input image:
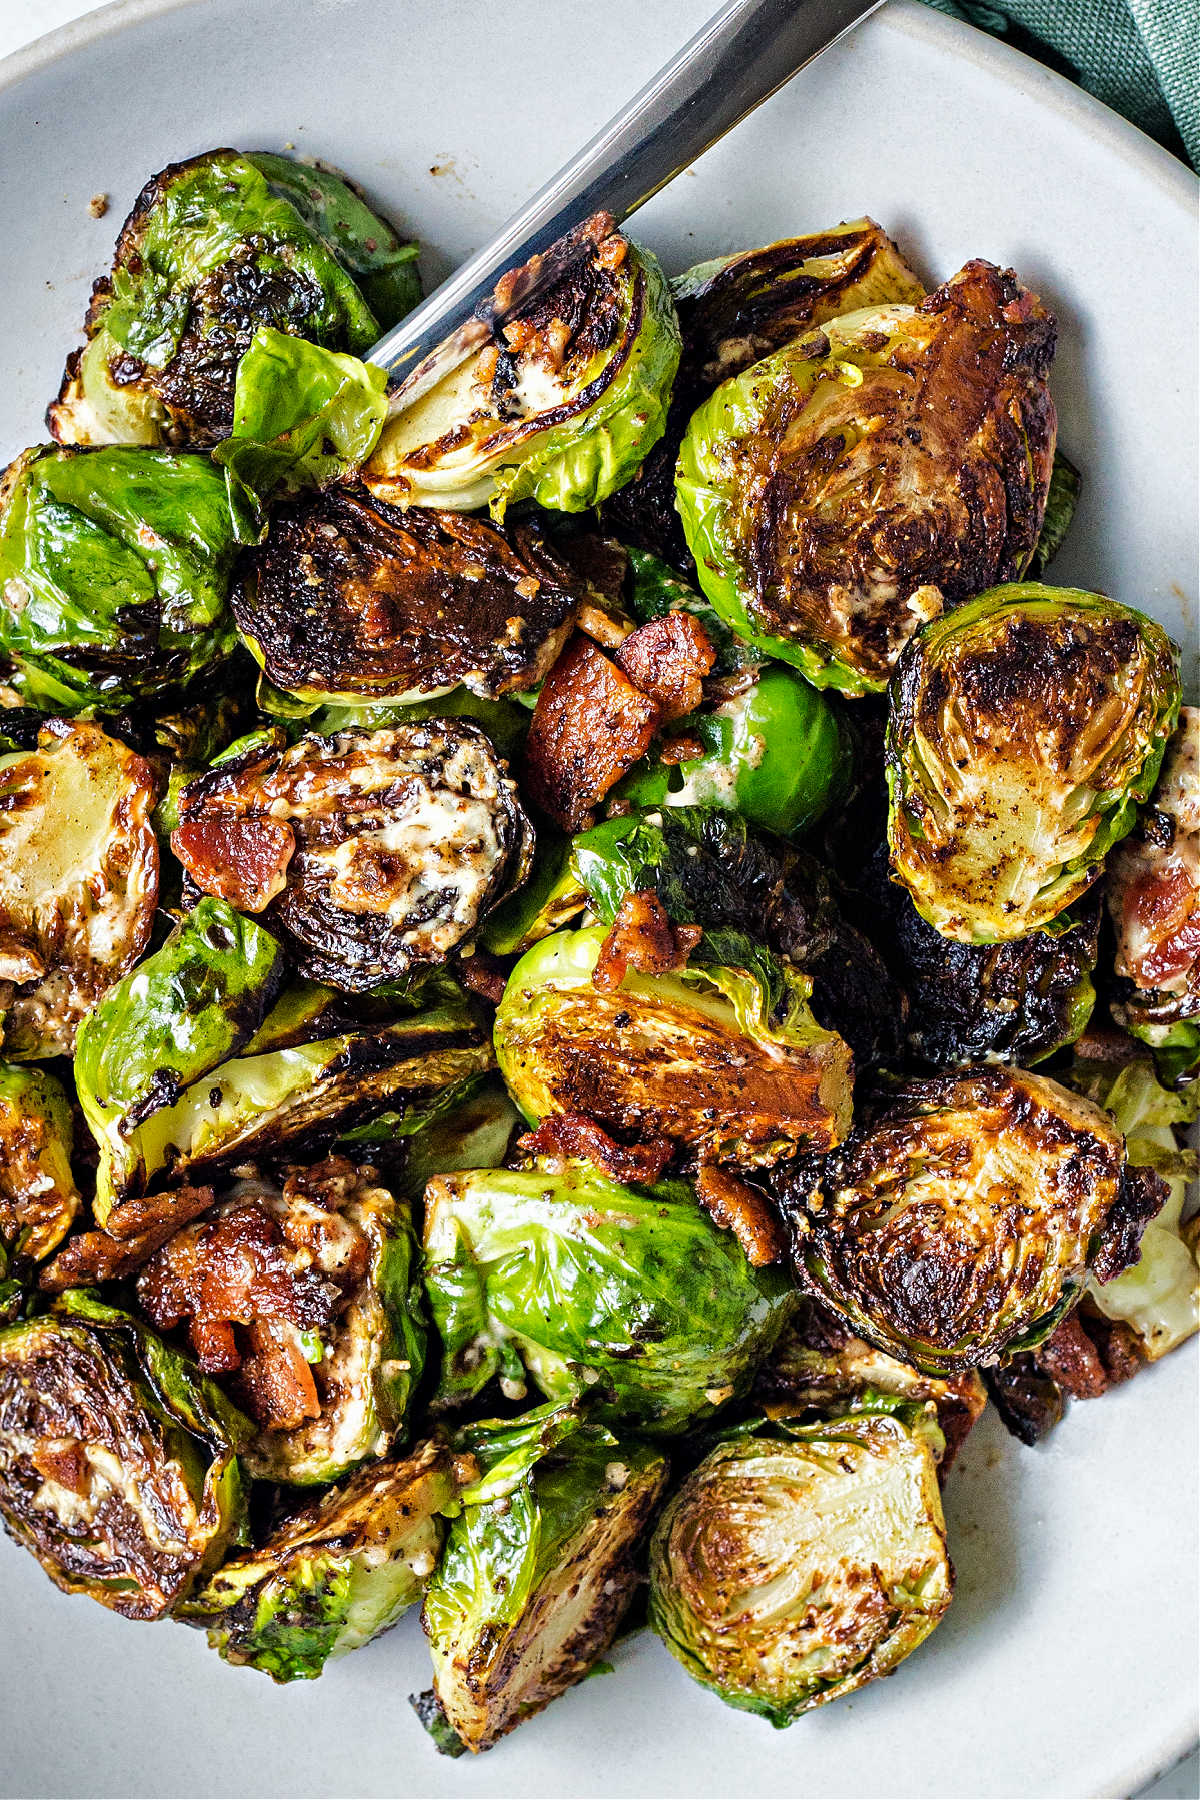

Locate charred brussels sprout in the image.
[0,1064,80,1269]
[0,718,159,1058]
[0,446,239,709]
[422,1403,669,1751]
[184,1437,454,1680]
[343,1071,522,1199]
[887,585,1181,942]
[648,1411,952,1724]
[676,262,1057,693]
[366,214,680,518]
[0,1291,248,1618]
[782,1066,1130,1373]
[172,722,532,990]
[49,149,419,448]
[233,489,580,705]
[495,926,852,1166]
[422,1163,794,1431]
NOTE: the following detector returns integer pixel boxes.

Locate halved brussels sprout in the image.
[0,445,240,710]
[782,1065,1130,1373]
[172,721,532,991]
[676,262,1057,693]
[343,1070,523,1199]
[300,689,529,764]
[495,925,852,1167]
[232,489,581,705]
[423,1403,669,1752]
[887,584,1181,943]
[0,1291,248,1618]
[183,1437,454,1679]
[0,1064,80,1268]
[365,214,680,518]
[649,1410,952,1724]
[49,149,419,448]
[422,1162,794,1432]
[0,717,160,1058]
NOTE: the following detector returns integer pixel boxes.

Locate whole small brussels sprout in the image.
[365,213,681,518]
[422,1402,669,1752]
[0,1291,249,1618]
[0,445,240,710]
[48,149,419,449]
[780,1065,1134,1373]
[676,262,1058,694]
[886,584,1181,943]
[0,1064,80,1270]
[648,1411,952,1724]
[422,1162,795,1433]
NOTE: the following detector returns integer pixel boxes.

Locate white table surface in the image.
[0,0,1195,1794]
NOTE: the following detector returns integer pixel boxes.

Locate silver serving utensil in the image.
[368,0,886,393]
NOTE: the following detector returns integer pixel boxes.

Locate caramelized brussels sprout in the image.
[232,489,580,705]
[424,1162,794,1431]
[184,1437,454,1679]
[495,925,852,1166]
[676,262,1057,693]
[648,1410,952,1724]
[0,718,159,1058]
[343,1071,522,1198]
[172,722,533,990]
[49,149,419,448]
[366,214,680,518]
[887,585,1181,942]
[0,1064,80,1268]
[423,1403,669,1751]
[782,1066,1133,1372]
[0,1291,248,1618]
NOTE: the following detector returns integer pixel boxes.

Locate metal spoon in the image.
[368,0,886,391]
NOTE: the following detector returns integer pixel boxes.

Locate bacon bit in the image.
[616,612,717,720]
[518,1113,673,1185]
[543,318,572,371]
[189,1317,240,1373]
[596,234,629,271]
[502,318,536,353]
[476,343,500,385]
[103,1184,219,1244]
[576,601,633,648]
[1033,1312,1110,1400]
[523,633,660,830]
[1080,1313,1145,1386]
[660,733,705,765]
[592,890,703,993]
[237,1317,321,1430]
[280,1156,364,1213]
[31,1438,88,1493]
[694,1162,787,1267]
[40,1186,217,1293]
[457,950,509,1005]
[171,815,295,912]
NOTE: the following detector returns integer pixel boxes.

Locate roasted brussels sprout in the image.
[648,1410,952,1724]
[887,585,1181,942]
[366,213,680,518]
[782,1066,1136,1372]
[495,924,852,1166]
[424,1163,794,1431]
[0,717,159,1058]
[1028,449,1081,576]
[49,149,419,448]
[0,1291,248,1618]
[423,1403,669,1751]
[172,721,533,990]
[343,1071,522,1198]
[0,1064,80,1269]
[232,489,581,705]
[0,445,240,710]
[1107,708,1199,1083]
[676,262,1057,693]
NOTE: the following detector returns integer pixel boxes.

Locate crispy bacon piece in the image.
[659,732,705,765]
[616,612,717,721]
[1034,1311,1110,1399]
[39,1186,216,1293]
[523,633,660,830]
[238,1317,320,1430]
[592,890,704,993]
[575,601,633,649]
[171,815,296,913]
[695,1162,787,1267]
[518,1112,673,1185]
[457,950,510,1005]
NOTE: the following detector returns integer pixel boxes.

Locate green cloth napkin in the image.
[921,0,1199,170]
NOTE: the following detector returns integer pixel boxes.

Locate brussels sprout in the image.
[1028,450,1081,576]
[476,832,586,956]
[887,584,1181,943]
[676,262,1057,694]
[0,717,159,1058]
[0,445,240,710]
[495,925,852,1166]
[422,1403,670,1751]
[343,1071,522,1199]
[1107,708,1199,1083]
[183,1437,454,1679]
[782,1065,1132,1374]
[0,1291,248,1618]
[423,1162,794,1432]
[233,488,581,705]
[172,721,532,991]
[366,214,680,518]
[0,1064,80,1268]
[648,1410,952,1724]
[301,690,528,764]
[48,150,419,449]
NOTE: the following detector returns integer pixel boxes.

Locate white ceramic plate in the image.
[0,3,1196,1795]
